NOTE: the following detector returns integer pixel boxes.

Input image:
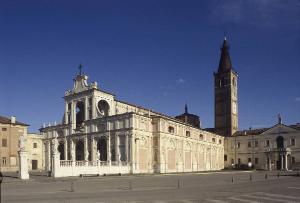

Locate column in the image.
[64,138,68,160]
[84,137,88,162]
[115,135,120,164]
[46,141,51,171]
[107,136,111,165]
[91,95,95,119]
[64,102,68,124]
[285,154,288,170]
[125,135,129,163]
[70,101,76,133]
[91,137,95,162]
[281,155,284,170]
[84,97,88,121]
[130,135,135,173]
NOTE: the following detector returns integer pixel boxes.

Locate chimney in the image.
[11,116,16,124]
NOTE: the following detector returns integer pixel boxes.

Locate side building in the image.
[27,133,45,171]
[40,72,224,177]
[0,115,29,172]
[224,118,300,170]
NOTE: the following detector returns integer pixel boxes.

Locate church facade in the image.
[40,71,224,177]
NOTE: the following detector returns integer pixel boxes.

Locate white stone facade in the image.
[40,74,224,177]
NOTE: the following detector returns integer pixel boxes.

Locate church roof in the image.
[218,37,233,73]
[0,115,29,126]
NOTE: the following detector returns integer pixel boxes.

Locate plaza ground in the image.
[2,170,300,203]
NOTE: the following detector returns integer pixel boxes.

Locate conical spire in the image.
[218,36,232,72]
[185,103,188,114]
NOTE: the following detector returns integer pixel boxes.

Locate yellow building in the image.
[0,115,29,172]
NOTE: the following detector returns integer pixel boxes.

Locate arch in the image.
[276,136,284,148]
[75,140,84,161]
[97,100,110,117]
[97,137,107,161]
[76,101,85,128]
[58,142,64,160]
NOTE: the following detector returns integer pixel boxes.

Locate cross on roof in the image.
[78,64,83,75]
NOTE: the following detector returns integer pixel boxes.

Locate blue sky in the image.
[1,0,299,132]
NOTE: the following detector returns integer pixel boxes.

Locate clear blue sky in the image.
[1,0,299,133]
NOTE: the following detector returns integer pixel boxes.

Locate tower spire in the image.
[185,103,188,114]
[218,36,232,72]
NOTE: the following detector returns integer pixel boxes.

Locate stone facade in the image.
[27,133,45,171]
[0,115,28,172]
[224,121,300,170]
[40,73,224,177]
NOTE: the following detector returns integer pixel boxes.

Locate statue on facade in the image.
[85,151,89,161]
[97,150,101,161]
[18,134,26,151]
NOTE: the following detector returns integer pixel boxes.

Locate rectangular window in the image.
[254,141,258,148]
[2,127,7,131]
[224,155,227,161]
[33,143,37,148]
[219,139,222,144]
[266,140,270,147]
[238,158,241,164]
[255,158,259,164]
[212,138,216,143]
[291,138,295,146]
[2,138,7,147]
[248,158,251,163]
[237,142,241,148]
[231,159,234,164]
[248,141,251,148]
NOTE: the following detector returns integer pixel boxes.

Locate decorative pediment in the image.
[73,75,89,93]
[261,124,299,136]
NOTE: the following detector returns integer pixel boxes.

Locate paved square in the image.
[2,171,300,203]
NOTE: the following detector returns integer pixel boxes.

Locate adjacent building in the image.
[27,133,45,171]
[224,119,300,170]
[0,115,29,172]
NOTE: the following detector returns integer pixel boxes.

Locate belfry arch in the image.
[76,101,85,128]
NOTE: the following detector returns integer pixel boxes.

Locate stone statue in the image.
[97,150,101,161]
[18,134,26,151]
[85,151,89,161]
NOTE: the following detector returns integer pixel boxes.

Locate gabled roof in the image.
[0,115,29,126]
[232,123,300,137]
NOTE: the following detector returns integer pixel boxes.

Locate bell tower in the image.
[214,37,238,137]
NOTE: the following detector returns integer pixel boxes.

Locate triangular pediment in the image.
[261,124,299,136]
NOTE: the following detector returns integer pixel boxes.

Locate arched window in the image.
[97,100,110,117]
[168,126,174,134]
[212,138,216,143]
[186,131,191,137]
[199,134,204,140]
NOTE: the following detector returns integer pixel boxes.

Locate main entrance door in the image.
[32,160,38,170]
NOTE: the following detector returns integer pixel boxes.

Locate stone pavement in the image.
[2,171,300,203]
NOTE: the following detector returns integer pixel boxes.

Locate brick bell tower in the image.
[214,37,238,137]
